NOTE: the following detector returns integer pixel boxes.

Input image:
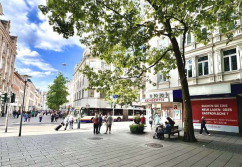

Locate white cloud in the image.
[17,68,54,78]
[20,58,57,72]
[34,81,52,91]
[1,0,84,52]
[17,47,39,58]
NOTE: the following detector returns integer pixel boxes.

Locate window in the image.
[198,56,208,76]
[201,28,207,38]
[223,49,237,72]
[185,60,193,78]
[82,89,84,98]
[89,89,94,97]
[157,72,166,82]
[101,62,105,69]
[79,91,81,99]
[90,61,96,68]
[187,33,191,45]
[100,91,106,98]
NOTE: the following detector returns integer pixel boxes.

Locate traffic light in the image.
[11,93,15,103]
[1,93,7,103]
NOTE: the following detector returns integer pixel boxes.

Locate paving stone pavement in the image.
[0,116,242,167]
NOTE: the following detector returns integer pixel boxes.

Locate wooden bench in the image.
[165,126,182,139]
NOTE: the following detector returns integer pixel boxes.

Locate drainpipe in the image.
[238,45,242,83]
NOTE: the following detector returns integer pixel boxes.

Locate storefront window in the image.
[223,48,237,72]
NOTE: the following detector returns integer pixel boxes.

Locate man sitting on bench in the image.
[164,121,171,134]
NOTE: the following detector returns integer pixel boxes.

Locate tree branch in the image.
[117,48,172,80]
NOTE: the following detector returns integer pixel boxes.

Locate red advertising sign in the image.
[190,99,238,126]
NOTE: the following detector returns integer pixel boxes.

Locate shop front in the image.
[173,83,242,133]
[141,91,183,126]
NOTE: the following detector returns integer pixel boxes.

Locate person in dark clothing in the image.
[17,110,20,118]
[200,117,210,135]
[167,117,175,127]
[51,113,55,122]
[98,114,102,134]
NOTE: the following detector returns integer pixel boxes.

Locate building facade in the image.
[72,47,112,114]
[0,3,17,115]
[11,71,26,111]
[143,26,242,133]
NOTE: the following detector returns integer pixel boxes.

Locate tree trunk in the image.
[170,37,197,142]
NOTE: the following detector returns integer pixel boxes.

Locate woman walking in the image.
[39,112,43,122]
[69,114,74,129]
[93,114,99,134]
[149,116,153,128]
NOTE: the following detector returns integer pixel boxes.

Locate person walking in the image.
[200,117,210,135]
[51,113,55,122]
[24,112,28,122]
[98,113,102,134]
[140,114,145,125]
[13,110,17,118]
[17,110,20,118]
[27,112,31,123]
[155,114,159,126]
[149,116,153,128]
[104,113,113,134]
[39,112,43,122]
[69,114,74,129]
[31,110,35,117]
[55,112,59,122]
[93,114,99,134]
[64,115,69,130]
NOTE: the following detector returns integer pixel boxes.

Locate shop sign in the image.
[189,99,238,130]
[145,98,169,102]
[149,92,168,99]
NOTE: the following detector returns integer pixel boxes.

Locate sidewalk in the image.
[0,119,242,167]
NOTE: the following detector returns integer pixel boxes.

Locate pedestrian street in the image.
[0,116,242,167]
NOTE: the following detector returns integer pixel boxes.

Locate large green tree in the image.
[40,0,242,142]
[47,72,69,110]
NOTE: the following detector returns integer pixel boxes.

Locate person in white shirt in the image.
[64,115,69,130]
[69,114,74,129]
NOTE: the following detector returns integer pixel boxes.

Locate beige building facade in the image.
[0,3,17,115]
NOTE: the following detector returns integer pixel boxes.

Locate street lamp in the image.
[19,75,31,137]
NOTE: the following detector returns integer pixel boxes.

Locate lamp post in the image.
[19,75,31,137]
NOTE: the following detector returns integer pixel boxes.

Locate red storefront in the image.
[174,83,242,133]
[188,98,239,132]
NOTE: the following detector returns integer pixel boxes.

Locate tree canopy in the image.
[40,0,242,141]
[47,72,69,110]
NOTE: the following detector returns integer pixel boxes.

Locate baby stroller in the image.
[153,124,164,140]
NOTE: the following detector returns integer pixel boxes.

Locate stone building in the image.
[143,25,242,133]
[11,71,26,111]
[0,3,17,115]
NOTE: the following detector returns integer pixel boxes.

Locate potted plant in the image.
[129,116,145,134]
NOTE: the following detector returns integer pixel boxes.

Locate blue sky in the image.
[1,0,85,91]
